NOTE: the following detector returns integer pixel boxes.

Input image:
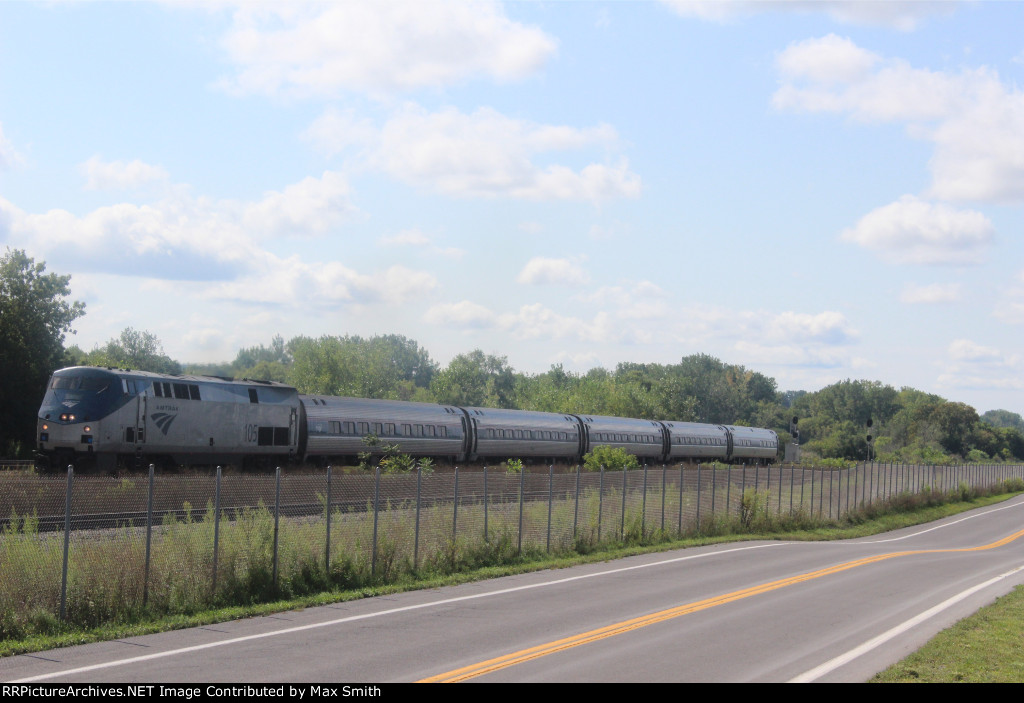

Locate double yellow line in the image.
[420,525,1024,682]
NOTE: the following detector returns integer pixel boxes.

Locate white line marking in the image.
[788,564,1024,683]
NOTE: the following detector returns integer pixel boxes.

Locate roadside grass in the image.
[2,485,1022,659]
[871,584,1024,683]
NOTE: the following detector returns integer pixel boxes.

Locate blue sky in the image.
[2,1,1023,416]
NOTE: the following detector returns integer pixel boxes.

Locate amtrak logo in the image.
[62,400,79,408]
[151,412,177,435]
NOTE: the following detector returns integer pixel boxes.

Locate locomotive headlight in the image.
[84,426,91,433]
[42,423,49,430]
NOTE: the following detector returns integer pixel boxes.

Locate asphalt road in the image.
[4,494,1024,683]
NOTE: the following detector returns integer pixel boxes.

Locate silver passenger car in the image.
[663,421,729,461]
[726,425,779,461]
[302,396,467,460]
[464,407,583,460]
[579,414,666,462]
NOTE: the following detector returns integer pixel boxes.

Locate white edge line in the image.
[788,563,1024,683]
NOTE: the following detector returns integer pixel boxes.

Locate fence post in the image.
[725,465,732,519]
[710,464,716,519]
[144,463,154,607]
[414,466,422,569]
[598,467,605,542]
[273,467,281,588]
[661,464,667,533]
[678,464,684,536]
[823,464,831,519]
[695,463,701,534]
[453,465,459,542]
[641,463,648,538]
[789,464,794,515]
[518,464,525,554]
[324,465,331,576]
[372,466,380,577]
[60,464,73,622]
[620,466,628,540]
[573,465,580,541]
[483,466,489,543]
[547,465,553,552]
[212,466,221,595]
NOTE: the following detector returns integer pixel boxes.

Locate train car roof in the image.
[53,366,297,390]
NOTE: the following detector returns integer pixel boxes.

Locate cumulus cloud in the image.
[900,282,962,304]
[938,339,1023,391]
[0,170,357,279]
[81,156,169,191]
[774,35,1024,203]
[218,1,557,98]
[305,103,641,202]
[767,310,857,345]
[948,339,1003,363]
[840,196,993,265]
[517,257,589,286]
[499,303,618,343]
[205,254,437,307]
[424,300,497,328]
[733,341,849,368]
[664,1,952,30]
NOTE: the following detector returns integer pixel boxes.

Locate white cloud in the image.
[900,282,962,304]
[840,195,993,265]
[734,341,849,368]
[81,156,169,191]
[379,228,466,259]
[424,299,620,343]
[205,254,437,306]
[774,35,1024,203]
[517,257,589,286]
[0,123,23,170]
[0,170,356,279]
[218,1,557,98]
[242,171,355,237]
[380,228,431,247]
[937,339,1023,391]
[306,103,641,202]
[498,303,618,343]
[768,310,857,345]
[948,339,1003,363]
[776,34,879,85]
[664,1,951,30]
[424,301,497,328]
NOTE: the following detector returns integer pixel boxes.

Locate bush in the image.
[583,446,640,472]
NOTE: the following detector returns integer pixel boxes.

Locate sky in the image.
[1,1,1023,416]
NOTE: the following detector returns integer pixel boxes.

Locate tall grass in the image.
[1,468,1022,641]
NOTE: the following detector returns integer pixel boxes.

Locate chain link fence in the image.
[2,461,1022,638]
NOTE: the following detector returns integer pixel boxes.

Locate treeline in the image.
[74,329,1024,465]
[3,247,1022,462]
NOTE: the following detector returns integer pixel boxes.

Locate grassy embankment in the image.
[2,476,1023,673]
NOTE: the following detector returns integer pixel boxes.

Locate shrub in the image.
[583,446,640,472]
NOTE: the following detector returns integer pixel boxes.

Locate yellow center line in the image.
[418,525,1024,682]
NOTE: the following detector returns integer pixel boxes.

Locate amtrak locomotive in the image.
[36,366,779,470]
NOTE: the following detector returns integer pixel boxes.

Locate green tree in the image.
[86,327,181,374]
[0,249,85,456]
[430,350,516,408]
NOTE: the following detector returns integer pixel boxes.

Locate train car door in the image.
[135,392,147,447]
